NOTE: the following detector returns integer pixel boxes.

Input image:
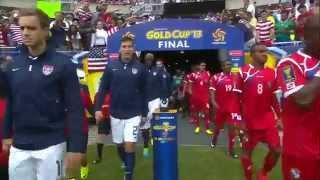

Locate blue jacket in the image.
[1,46,86,153]
[145,66,170,101]
[95,59,148,119]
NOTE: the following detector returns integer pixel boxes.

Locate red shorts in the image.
[244,127,280,151]
[215,111,240,129]
[190,96,209,112]
[282,154,320,180]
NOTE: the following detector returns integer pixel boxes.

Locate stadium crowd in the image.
[0,0,318,51]
[0,0,319,180]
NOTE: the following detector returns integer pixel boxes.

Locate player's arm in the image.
[277,61,320,107]
[188,75,193,95]
[1,69,12,141]
[140,66,148,118]
[62,62,87,153]
[209,76,218,110]
[95,64,112,112]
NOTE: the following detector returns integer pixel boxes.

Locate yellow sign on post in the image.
[36,0,61,18]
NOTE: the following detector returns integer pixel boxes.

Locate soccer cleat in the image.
[210,141,216,149]
[121,163,126,169]
[150,138,154,146]
[194,127,201,134]
[257,170,268,180]
[143,148,149,158]
[80,166,89,179]
[229,152,239,159]
[92,159,101,164]
[205,129,214,135]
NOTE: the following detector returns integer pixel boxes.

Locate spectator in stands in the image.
[275,10,296,42]
[67,24,82,51]
[256,10,275,46]
[233,15,254,48]
[294,0,311,18]
[50,12,69,49]
[91,4,108,27]
[8,10,23,46]
[75,0,94,50]
[91,21,108,48]
[65,13,74,27]
[0,21,9,47]
[295,4,314,40]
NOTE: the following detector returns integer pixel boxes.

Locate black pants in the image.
[0,166,8,180]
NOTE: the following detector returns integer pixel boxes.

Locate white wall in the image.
[0,0,36,8]
[226,0,280,9]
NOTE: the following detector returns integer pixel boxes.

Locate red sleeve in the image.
[101,94,111,119]
[232,71,243,94]
[209,75,217,91]
[276,59,305,98]
[0,99,8,166]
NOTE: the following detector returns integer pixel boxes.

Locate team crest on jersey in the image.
[283,65,295,82]
[42,65,54,76]
[132,68,138,74]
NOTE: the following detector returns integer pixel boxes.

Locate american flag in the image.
[87,26,119,72]
[87,47,108,72]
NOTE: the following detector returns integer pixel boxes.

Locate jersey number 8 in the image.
[257,83,263,95]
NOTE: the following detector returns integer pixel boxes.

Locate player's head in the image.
[18,9,50,48]
[96,20,104,30]
[221,60,232,73]
[144,53,154,67]
[250,43,268,66]
[304,14,320,59]
[199,61,206,72]
[120,32,135,63]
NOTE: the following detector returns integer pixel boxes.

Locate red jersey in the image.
[0,98,8,166]
[276,50,320,159]
[80,91,92,134]
[189,71,211,100]
[183,73,192,95]
[236,64,278,130]
[101,94,111,119]
[209,72,239,113]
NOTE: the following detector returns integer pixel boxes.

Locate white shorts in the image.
[110,116,141,144]
[9,142,66,180]
[141,98,161,130]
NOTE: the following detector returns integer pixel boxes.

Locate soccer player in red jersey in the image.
[183,65,198,124]
[276,15,320,180]
[237,44,281,180]
[189,62,213,135]
[79,86,92,179]
[209,60,241,159]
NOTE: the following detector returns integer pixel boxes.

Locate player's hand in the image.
[2,138,12,154]
[64,152,83,177]
[276,118,283,131]
[95,111,104,124]
[140,117,147,127]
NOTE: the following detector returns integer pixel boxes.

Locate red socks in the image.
[241,155,253,180]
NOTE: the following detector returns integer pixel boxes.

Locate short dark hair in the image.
[19,9,50,29]
[250,43,266,54]
[298,4,307,10]
[121,32,135,43]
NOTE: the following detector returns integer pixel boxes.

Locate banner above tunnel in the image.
[108,19,245,52]
[107,19,245,67]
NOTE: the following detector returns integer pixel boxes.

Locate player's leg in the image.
[203,103,213,135]
[227,124,238,159]
[35,142,66,180]
[240,130,259,180]
[123,116,141,180]
[93,120,110,164]
[110,116,126,166]
[210,111,225,148]
[258,127,281,180]
[80,135,89,179]
[9,146,36,180]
